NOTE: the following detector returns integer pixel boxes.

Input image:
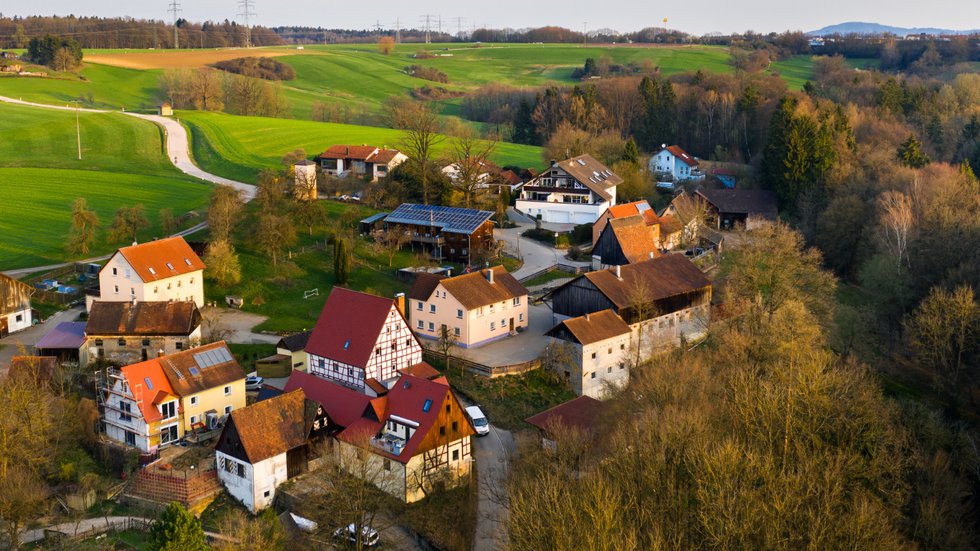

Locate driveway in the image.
[0,306,83,375]
[445,304,553,368]
[498,209,589,280]
[201,307,279,345]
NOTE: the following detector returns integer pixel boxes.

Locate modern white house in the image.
[0,272,34,336]
[101,358,183,453]
[215,389,328,513]
[545,309,632,398]
[516,155,622,224]
[96,237,206,309]
[408,266,529,348]
[649,144,705,182]
[305,288,423,396]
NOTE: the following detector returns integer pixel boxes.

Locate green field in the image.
[0,102,211,269]
[0,63,162,111]
[180,110,544,183]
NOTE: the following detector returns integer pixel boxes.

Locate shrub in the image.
[405,64,449,83]
[212,57,295,81]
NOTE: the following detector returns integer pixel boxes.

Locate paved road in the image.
[500,208,589,280]
[0,95,255,276]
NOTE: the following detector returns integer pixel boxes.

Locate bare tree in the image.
[190,68,224,111]
[376,227,412,267]
[435,325,460,376]
[107,204,149,244]
[448,129,497,208]
[904,285,979,394]
[388,99,444,205]
[877,190,915,269]
[67,197,100,255]
[208,185,245,243]
[254,211,297,267]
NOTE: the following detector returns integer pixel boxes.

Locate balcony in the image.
[371,433,406,456]
[412,234,446,245]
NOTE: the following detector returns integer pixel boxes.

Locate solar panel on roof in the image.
[194,347,232,369]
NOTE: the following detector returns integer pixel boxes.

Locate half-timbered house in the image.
[305,288,423,395]
[0,272,33,336]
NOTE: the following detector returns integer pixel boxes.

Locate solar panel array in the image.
[385,203,494,234]
[194,347,233,370]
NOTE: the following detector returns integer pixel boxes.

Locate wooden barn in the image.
[383,203,495,263]
[0,273,34,336]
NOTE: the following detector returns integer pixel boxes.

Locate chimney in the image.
[614,265,621,279]
[649,251,655,259]
[486,269,494,284]
[157,349,165,358]
[394,292,406,316]
[585,312,590,322]
[550,159,557,167]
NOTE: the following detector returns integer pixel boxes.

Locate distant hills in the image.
[808,22,980,36]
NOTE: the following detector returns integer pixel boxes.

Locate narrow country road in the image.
[0,95,256,276]
[500,208,590,280]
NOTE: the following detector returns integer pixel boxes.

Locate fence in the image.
[127,463,222,507]
[425,350,540,379]
[518,262,588,285]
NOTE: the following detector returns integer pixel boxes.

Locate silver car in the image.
[466,406,490,436]
[333,523,380,547]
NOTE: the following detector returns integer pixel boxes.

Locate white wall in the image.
[217,451,257,512]
[2,307,31,333]
[99,254,205,308]
[216,451,289,513]
[515,200,611,224]
[579,334,631,399]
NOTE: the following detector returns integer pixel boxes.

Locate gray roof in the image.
[385,203,494,235]
[35,322,87,350]
[360,212,389,225]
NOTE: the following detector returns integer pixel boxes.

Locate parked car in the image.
[333,524,380,547]
[245,374,264,391]
[465,406,490,436]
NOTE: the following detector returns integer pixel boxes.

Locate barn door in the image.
[286,447,306,479]
[0,316,7,338]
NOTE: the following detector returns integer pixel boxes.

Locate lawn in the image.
[0,102,212,269]
[0,62,162,111]
[180,110,544,184]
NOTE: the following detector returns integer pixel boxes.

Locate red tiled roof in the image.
[120,359,177,423]
[526,396,606,435]
[112,237,205,283]
[660,145,699,167]
[283,371,374,428]
[545,309,631,345]
[398,361,442,381]
[319,145,379,160]
[225,389,309,464]
[607,215,660,264]
[305,288,400,369]
[606,200,659,226]
[371,149,403,164]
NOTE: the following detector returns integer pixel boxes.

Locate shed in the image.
[359,212,389,234]
[158,103,173,116]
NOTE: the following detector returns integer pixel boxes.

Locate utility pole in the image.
[420,14,435,44]
[583,22,588,46]
[168,0,181,49]
[453,17,464,37]
[395,18,401,43]
[374,19,383,34]
[437,15,442,36]
[237,0,255,48]
[71,100,81,160]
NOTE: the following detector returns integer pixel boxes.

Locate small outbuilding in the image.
[158,103,173,116]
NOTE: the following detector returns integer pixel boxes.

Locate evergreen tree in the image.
[622,137,640,166]
[897,134,931,168]
[334,237,351,285]
[149,502,207,551]
[512,98,536,145]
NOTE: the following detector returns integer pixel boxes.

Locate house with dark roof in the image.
[96,236,206,309]
[285,370,475,503]
[592,200,660,246]
[695,189,778,230]
[0,272,34,336]
[215,389,329,512]
[316,144,407,182]
[649,144,705,182]
[305,288,423,396]
[85,300,202,365]
[408,266,529,348]
[543,255,712,360]
[591,214,661,270]
[526,395,606,451]
[276,330,312,372]
[98,341,246,452]
[545,309,632,398]
[517,154,623,224]
[35,321,88,364]
[382,203,495,263]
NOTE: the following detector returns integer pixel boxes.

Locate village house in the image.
[99,341,246,451]
[285,370,475,503]
[84,300,202,365]
[544,309,632,398]
[316,144,408,182]
[34,321,87,365]
[408,266,529,348]
[591,214,661,270]
[591,200,660,246]
[695,188,778,230]
[660,191,704,248]
[516,155,622,224]
[382,203,495,263]
[526,395,606,452]
[276,330,312,372]
[95,236,206,309]
[544,255,712,361]
[0,272,34,336]
[649,144,705,181]
[305,287,422,396]
[215,389,329,513]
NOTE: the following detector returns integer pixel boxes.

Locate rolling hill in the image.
[809,22,980,36]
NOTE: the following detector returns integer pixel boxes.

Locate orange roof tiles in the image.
[114,237,205,283]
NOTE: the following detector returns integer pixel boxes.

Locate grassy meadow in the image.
[0,102,212,269]
[180,110,544,184]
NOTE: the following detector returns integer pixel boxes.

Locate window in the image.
[405,339,411,347]
[95,339,103,347]
[489,304,495,314]
[452,450,459,461]
[15,314,22,322]
[225,405,232,415]
[264,490,270,498]
[167,283,172,290]
[112,267,118,276]
[237,463,245,478]
[190,396,198,406]
[620,343,626,350]
[591,372,596,379]
[428,322,434,331]
[452,421,458,432]
[608,348,613,354]
[113,285,119,294]
[620,363,625,370]
[343,339,351,349]
[501,319,505,328]
[519,313,524,322]
[439,426,446,436]
[142,338,150,346]
[417,302,423,311]
[457,309,463,319]
[119,401,132,422]
[161,401,176,419]
[454,327,460,337]
[124,268,131,278]
[608,366,613,373]
[224,386,231,396]
[446,403,451,413]
[190,415,198,425]
[513,297,520,306]
[190,277,194,284]
[490,322,496,331]
[418,320,424,329]
[376,347,381,356]
[423,399,432,412]
[130,288,135,295]
[476,307,484,317]
[591,352,597,359]
[176,342,183,350]
[430,304,436,313]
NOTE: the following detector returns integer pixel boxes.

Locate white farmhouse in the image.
[215,389,328,513]
[0,273,34,336]
[96,237,206,309]
[649,144,705,182]
[516,154,622,224]
[545,309,632,398]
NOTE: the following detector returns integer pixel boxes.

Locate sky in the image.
[4,0,979,35]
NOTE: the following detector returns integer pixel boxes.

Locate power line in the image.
[395,18,401,43]
[237,0,255,48]
[453,17,464,36]
[168,0,181,49]
[420,14,435,44]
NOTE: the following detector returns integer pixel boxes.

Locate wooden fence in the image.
[425,350,540,379]
[127,463,222,507]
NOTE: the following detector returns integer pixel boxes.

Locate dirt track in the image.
[84,48,303,69]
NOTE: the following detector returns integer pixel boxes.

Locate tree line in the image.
[0,15,283,49]
[159,68,291,118]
